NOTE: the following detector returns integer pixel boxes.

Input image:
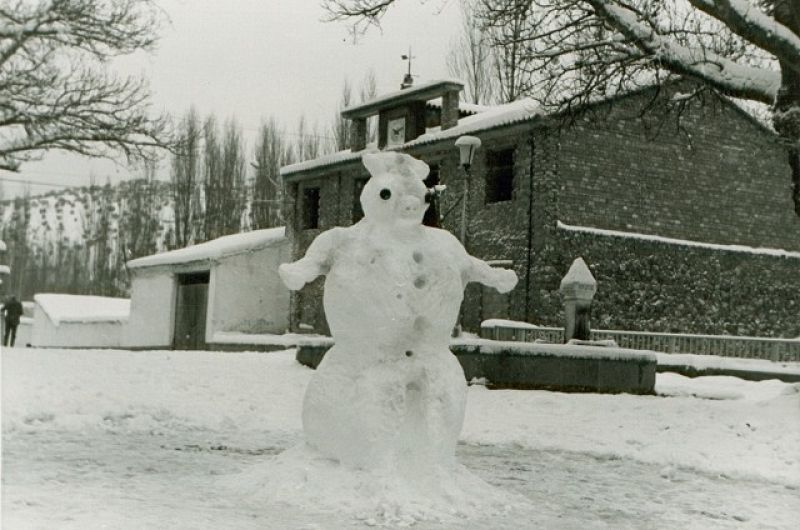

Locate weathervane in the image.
[401,47,415,89]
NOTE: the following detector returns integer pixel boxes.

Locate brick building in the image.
[280,79,800,338]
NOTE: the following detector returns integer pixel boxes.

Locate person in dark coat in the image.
[2,296,23,347]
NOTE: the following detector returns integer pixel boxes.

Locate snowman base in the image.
[232,442,524,525]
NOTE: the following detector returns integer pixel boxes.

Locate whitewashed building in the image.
[124,227,292,350]
[32,294,130,348]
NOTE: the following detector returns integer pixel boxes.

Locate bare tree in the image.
[323,0,800,215]
[360,68,378,143]
[327,71,380,154]
[201,115,247,240]
[331,78,354,151]
[446,0,497,104]
[480,1,538,103]
[2,193,31,296]
[218,117,247,236]
[171,108,201,247]
[202,114,220,241]
[119,161,159,262]
[294,115,323,162]
[252,117,288,229]
[87,180,116,295]
[0,0,170,171]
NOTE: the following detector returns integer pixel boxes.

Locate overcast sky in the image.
[1,0,461,198]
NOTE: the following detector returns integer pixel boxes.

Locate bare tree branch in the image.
[585,0,779,104]
[446,0,498,104]
[687,0,800,73]
[324,0,800,214]
[0,0,170,171]
[323,0,397,34]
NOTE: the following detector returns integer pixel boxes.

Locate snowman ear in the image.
[362,153,388,179]
[362,152,430,181]
[404,155,430,181]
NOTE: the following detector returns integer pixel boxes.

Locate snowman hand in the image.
[491,268,518,294]
[466,256,518,293]
[278,229,338,290]
[279,262,312,291]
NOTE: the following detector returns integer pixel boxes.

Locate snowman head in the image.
[360,152,429,226]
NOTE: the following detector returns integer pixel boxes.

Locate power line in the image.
[0,176,77,189]
[241,127,337,141]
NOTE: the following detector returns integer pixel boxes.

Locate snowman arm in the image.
[465,256,518,294]
[278,229,339,290]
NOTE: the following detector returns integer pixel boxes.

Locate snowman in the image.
[279,152,517,474]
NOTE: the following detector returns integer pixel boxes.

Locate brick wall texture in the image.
[283,86,800,337]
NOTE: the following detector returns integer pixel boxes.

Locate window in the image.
[423,164,440,227]
[485,148,514,203]
[302,187,320,229]
[352,177,368,223]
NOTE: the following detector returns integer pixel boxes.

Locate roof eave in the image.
[341,80,464,119]
[127,235,287,272]
[282,114,545,181]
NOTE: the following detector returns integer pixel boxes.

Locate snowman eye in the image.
[379,188,392,200]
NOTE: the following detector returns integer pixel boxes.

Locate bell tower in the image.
[341,79,464,151]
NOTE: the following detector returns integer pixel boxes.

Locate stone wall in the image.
[531,228,800,337]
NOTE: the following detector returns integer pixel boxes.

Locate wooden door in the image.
[174,271,209,350]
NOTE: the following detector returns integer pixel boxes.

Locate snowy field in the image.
[2,347,799,529]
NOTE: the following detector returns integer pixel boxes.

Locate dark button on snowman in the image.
[279,152,517,472]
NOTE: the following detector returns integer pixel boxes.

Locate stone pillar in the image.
[283,181,301,332]
[441,90,460,130]
[350,118,367,152]
[525,130,561,323]
[559,257,597,342]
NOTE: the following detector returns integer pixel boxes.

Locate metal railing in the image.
[480,322,800,362]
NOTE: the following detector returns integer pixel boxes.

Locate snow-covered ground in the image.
[2,347,799,529]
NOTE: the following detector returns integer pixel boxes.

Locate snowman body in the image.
[279,152,517,472]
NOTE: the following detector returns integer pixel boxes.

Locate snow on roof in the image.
[425,98,489,115]
[341,78,464,118]
[557,220,800,258]
[280,147,373,177]
[281,99,541,177]
[127,227,286,270]
[35,294,130,326]
[410,99,542,145]
[0,264,10,274]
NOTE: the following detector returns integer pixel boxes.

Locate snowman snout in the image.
[399,195,422,213]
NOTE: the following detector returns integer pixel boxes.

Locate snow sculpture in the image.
[279,152,517,473]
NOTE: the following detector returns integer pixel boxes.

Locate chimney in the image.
[441,89,459,130]
[401,73,414,90]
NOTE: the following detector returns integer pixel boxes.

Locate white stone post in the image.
[559,257,597,342]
